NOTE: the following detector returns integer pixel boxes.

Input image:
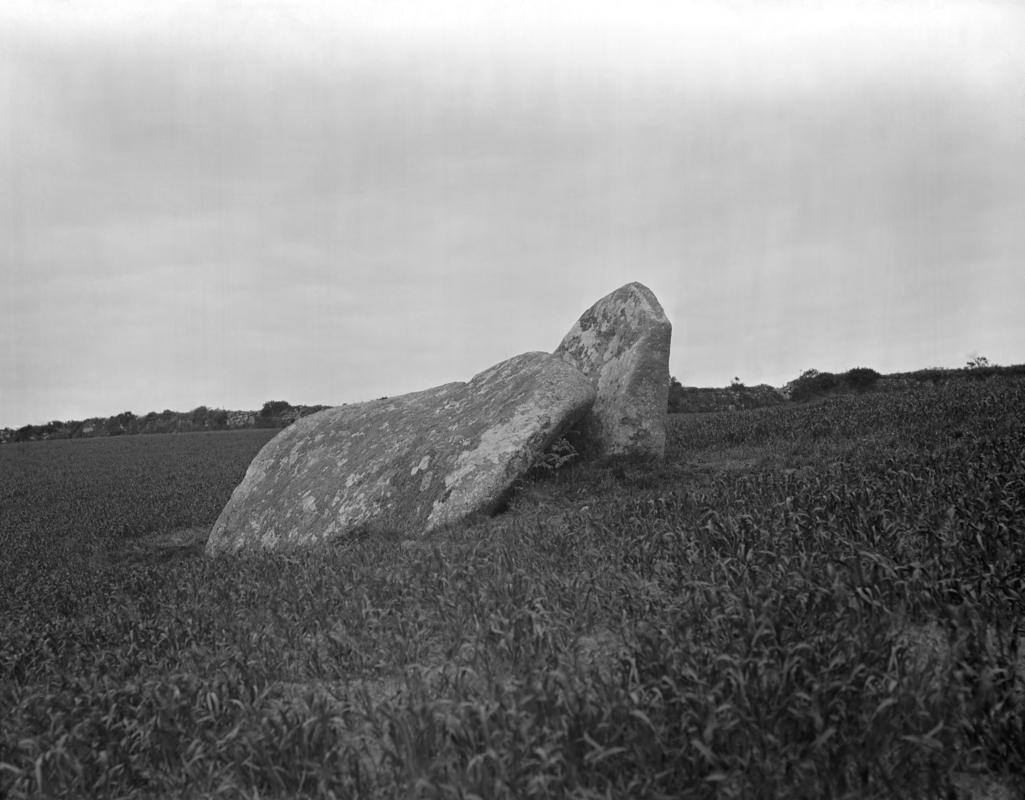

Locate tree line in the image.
[5,359,1021,443]
[1,401,329,444]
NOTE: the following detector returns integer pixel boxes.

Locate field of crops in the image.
[1,381,1023,798]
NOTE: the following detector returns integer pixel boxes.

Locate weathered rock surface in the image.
[554,282,672,459]
[205,352,595,554]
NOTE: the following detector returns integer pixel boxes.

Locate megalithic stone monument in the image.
[554,282,672,459]
[205,352,595,554]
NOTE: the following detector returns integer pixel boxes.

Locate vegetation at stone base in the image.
[0,400,330,444]
[2,380,1024,798]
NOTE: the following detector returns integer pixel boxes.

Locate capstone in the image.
[205,352,595,554]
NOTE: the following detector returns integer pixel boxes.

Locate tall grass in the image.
[1,380,1023,798]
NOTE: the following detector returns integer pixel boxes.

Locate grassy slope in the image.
[1,382,1023,798]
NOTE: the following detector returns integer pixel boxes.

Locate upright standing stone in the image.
[205,352,595,554]
[554,282,672,459]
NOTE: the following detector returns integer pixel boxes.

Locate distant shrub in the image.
[667,377,685,414]
[259,400,292,418]
[843,367,881,391]
[788,370,838,402]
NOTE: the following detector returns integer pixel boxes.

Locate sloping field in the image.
[1,382,1023,798]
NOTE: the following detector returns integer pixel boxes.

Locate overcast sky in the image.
[2,0,1023,427]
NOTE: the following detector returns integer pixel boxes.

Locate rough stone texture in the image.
[205,352,595,554]
[554,282,672,459]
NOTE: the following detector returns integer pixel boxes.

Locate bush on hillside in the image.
[259,400,292,418]
[667,378,685,414]
[787,369,839,402]
[844,367,881,391]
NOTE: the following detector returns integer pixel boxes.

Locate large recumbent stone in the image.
[205,352,595,554]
